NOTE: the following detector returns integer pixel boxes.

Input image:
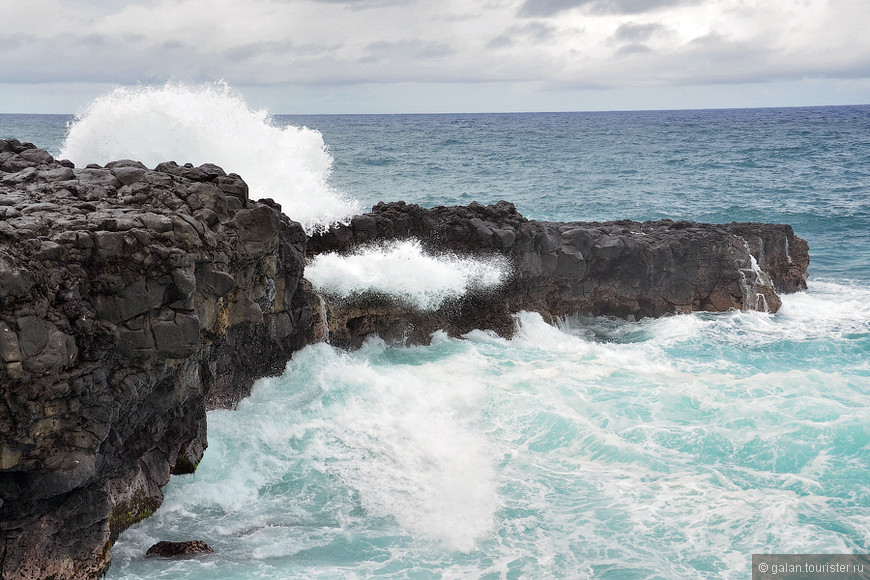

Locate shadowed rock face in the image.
[308,201,809,348]
[0,139,318,579]
[0,140,809,579]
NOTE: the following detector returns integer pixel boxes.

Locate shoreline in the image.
[0,138,808,579]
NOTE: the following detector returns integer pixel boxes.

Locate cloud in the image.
[487,22,559,49]
[606,21,670,56]
[361,40,455,64]
[304,0,414,8]
[0,33,205,84]
[223,40,338,64]
[519,0,689,17]
[0,0,869,112]
[610,22,669,43]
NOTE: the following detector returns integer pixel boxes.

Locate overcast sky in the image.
[1,0,869,114]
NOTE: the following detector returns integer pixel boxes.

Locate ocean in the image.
[1,85,868,579]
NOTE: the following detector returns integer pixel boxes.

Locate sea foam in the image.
[108,297,869,579]
[59,82,360,233]
[306,239,509,310]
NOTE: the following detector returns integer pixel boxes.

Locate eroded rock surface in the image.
[0,139,318,579]
[308,201,809,347]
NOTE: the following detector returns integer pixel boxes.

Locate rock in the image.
[721,222,810,293]
[146,540,214,558]
[308,201,810,348]
[0,140,319,580]
[152,313,201,357]
[19,148,55,166]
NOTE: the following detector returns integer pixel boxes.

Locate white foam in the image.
[589,279,870,352]
[60,82,360,233]
[776,280,870,339]
[484,311,867,577]
[288,342,500,552]
[106,279,869,578]
[316,376,497,549]
[306,239,509,310]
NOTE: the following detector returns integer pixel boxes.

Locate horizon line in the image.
[1,101,869,118]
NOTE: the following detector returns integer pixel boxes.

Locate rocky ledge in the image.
[0,139,808,578]
[309,200,808,347]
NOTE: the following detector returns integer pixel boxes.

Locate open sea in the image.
[1,85,869,579]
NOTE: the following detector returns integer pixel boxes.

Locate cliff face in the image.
[308,201,809,348]
[0,141,809,579]
[0,140,319,579]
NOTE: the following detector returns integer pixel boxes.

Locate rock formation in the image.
[308,201,809,348]
[0,140,809,579]
[0,139,319,579]
[145,540,213,558]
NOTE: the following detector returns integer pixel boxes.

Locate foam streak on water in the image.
[59,82,360,232]
[109,281,870,579]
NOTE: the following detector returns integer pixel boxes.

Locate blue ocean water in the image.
[1,96,869,579]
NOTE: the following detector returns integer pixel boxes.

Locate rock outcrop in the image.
[145,540,214,558]
[308,201,809,347]
[0,140,809,579]
[0,139,318,579]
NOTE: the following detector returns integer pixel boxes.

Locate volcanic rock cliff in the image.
[0,140,809,579]
[0,139,320,578]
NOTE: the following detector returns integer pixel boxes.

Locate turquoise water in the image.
[1,98,869,579]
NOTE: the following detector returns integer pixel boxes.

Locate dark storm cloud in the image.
[520,0,690,17]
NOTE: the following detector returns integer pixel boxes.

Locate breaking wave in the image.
[60,82,360,233]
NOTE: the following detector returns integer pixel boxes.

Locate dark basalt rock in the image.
[308,201,809,348]
[146,540,214,558]
[0,141,810,579]
[0,140,318,579]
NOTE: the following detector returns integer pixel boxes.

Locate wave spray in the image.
[60,82,360,232]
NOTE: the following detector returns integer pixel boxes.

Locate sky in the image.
[1,0,869,114]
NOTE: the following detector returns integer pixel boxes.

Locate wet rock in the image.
[146,540,214,558]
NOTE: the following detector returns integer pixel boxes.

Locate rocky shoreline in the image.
[0,139,808,579]
[309,200,807,347]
